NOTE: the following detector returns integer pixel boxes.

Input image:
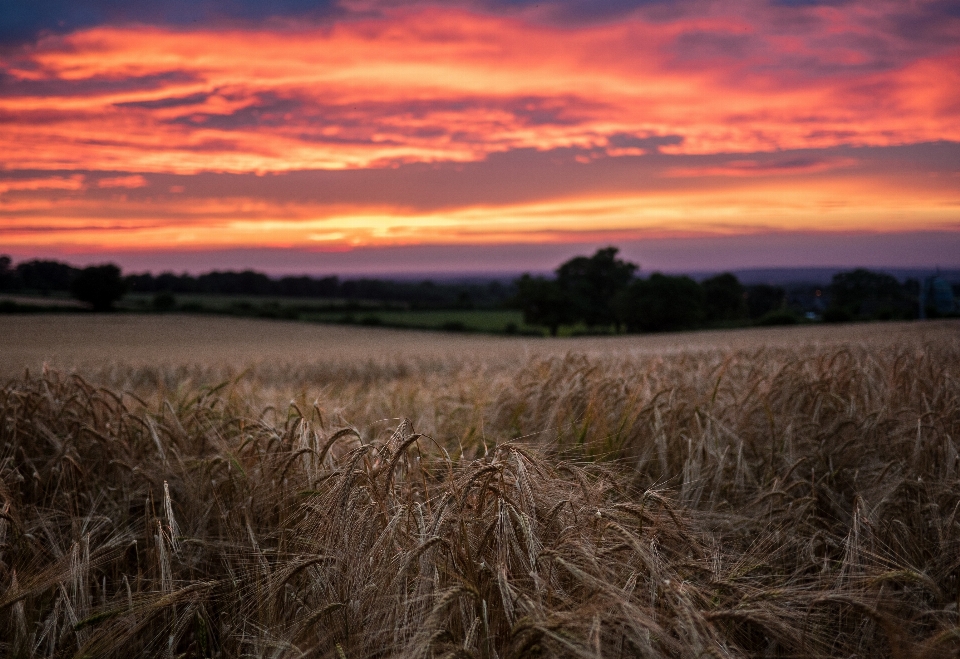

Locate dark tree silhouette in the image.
[15,259,78,294]
[745,284,785,320]
[0,255,13,291]
[513,247,637,335]
[828,268,907,320]
[702,273,746,322]
[514,274,571,336]
[71,264,127,311]
[555,247,637,329]
[615,273,705,333]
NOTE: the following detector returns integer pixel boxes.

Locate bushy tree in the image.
[0,255,14,291]
[615,273,705,333]
[702,273,746,322]
[71,264,127,311]
[555,247,637,329]
[514,274,571,336]
[828,268,906,320]
[745,284,785,319]
[15,259,78,294]
[197,270,274,295]
[514,247,637,334]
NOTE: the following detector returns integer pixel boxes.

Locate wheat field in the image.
[2,315,959,658]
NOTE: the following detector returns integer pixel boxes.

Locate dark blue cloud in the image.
[470,0,677,23]
[769,0,851,6]
[0,0,705,46]
[0,0,338,45]
[606,133,683,151]
[3,0,959,52]
[768,0,960,49]
[672,30,753,61]
[164,92,305,130]
[115,92,213,110]
[937,0,960,16]
[883,1,960,46]
[0,70,199,97]
[663,0,960,78]
[152,93,608,138]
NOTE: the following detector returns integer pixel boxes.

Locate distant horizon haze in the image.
[5,230,960,281]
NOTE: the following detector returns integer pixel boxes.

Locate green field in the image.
[301,308,538,333]
[119,292,541,333]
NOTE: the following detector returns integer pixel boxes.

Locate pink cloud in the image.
[98,175,148,188]
[666,157,859,178]
[0,3,957,264]
[0,175,85,193]
[2,8,957,177]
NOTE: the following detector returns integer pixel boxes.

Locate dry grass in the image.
[1,315,950,377]
[1,317,959,657]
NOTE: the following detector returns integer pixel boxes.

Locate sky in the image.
[1,0,959,275]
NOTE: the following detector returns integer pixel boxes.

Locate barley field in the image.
[2,315,959,658]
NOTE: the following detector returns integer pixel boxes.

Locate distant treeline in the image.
[2,252,956,330]
[514,248,957,335]
[0,257,77,294]
[125,271,512,309]
[0,255,513,310]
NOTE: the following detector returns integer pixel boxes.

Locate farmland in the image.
[19,291,541,334]
[1,315,959,657]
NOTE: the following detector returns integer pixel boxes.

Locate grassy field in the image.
[1,315,959,657]
[0,294,84,309]
[299,308,537,334]
[119,293,539,333]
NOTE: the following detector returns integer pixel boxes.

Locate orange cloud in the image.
[2,9,959,176]
[1,4,958,258]
[0,175,85,194]
[3,171,957,253]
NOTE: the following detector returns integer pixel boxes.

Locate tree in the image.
[745,284,785,320]
[828,268,906,320]
[614,273,705,333]
[71,264,127,311]
[15,259,78,294]
[0,255,14,291]
[513,247,638,335]
[555,247,637,329]
[197,270,274,295]
[702,273,746,323]
[514,274,571,336]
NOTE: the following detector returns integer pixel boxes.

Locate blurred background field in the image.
[3,313,952,377]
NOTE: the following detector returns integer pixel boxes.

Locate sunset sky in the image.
[2,0,959,275]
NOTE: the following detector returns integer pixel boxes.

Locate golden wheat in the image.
[1,319,958,657]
